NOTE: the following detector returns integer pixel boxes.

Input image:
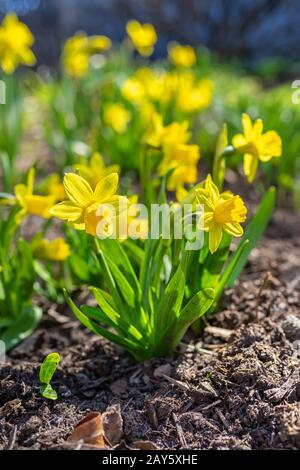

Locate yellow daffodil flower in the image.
[144,112,166,148]
[49,173,126,237]
[13,169,55,223]
[167,165,198,201]
[34,238,70,261]
[195,175,247,254]
[134,67,165,102]
[160,144,200,173]
[126,20,157,57]
[63,34,90,77]
[159,144,200,201]
[0,13,36,74]
[232,114,282,183]
[63,51,89,78]
[73,152,120,190]
[103,103,132,134]
[145,116,191,150]
[168,43,196,68]
[63,32,111,77]
[176,74,213,113]
[121,77,145,104]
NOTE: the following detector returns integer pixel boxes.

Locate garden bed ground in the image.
[0,210,300,450]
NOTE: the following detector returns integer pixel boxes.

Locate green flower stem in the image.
[213,144,235,190]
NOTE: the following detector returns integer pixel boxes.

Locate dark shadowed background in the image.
[0,0,298,68]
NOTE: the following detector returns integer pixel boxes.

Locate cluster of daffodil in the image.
[62,32,112,78]
[48,114,281,360]
[38,19,212,172]
[0,14,284,361]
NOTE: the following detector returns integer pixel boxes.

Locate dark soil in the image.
[0,209,300,450]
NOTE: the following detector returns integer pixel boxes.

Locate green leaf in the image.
[99,239,141,300]
[199,232,231,290]
[81,305,118,329]
[179,288,215,324]
[154,288,215,356]
[225,187,276,288]
[1,305,42,352]
[123,240,145,267]
[214,239,249,305]
[212,124,228,189]
[64,289,144,356]
[39,353,61,384]
[40,383,58,400]
[155,252,189,334]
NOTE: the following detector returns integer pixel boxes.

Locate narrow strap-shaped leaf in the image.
[104,256,136,308]
[214,239,249,306]
[155,251,189,334]
[140,237,162,312]
[179,288,215,324]
[212,124,228,190]
[153,288,215,356]
[64,290,143,355]
[91,288,145,341]
[81,305,119,330]
[123,240,145,267]
[99,239,142,301]
[225,186,276,288]
[199,231,231,290]
[94,238,124,312]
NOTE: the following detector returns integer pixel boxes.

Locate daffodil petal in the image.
[208,224,223,254]
[259,131,282,160]
[63,173,93,207]
[94,173,119,202]
[205,174,220,204]
[243,153,258,183]
[242,113,253,140]
[91,152,105,172]
[224,222,244,237]
[26,195,54,218]
[253,119,263,139]
[49,201,83,222]
[232,133,247,149]
[195,188,215,211]
[14,184,27,207]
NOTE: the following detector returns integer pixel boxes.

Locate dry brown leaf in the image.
[68,412,106,448]
[102,404,123,446]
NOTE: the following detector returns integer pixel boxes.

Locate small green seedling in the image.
[39,352,60,400]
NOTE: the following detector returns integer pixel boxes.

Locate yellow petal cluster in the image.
[126,20,157,57]
[73,152,120,190]
[49,173,126,237]
[13,169,55,223]
[0,13,36,74]
[232,114,282,183]
[168,43,196,68]
[195,175,247,253]
[34,238,70,261]
[145,115,200,200]
[121,68,213,115]
[103,103,132,134]
[63,32,111,77]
